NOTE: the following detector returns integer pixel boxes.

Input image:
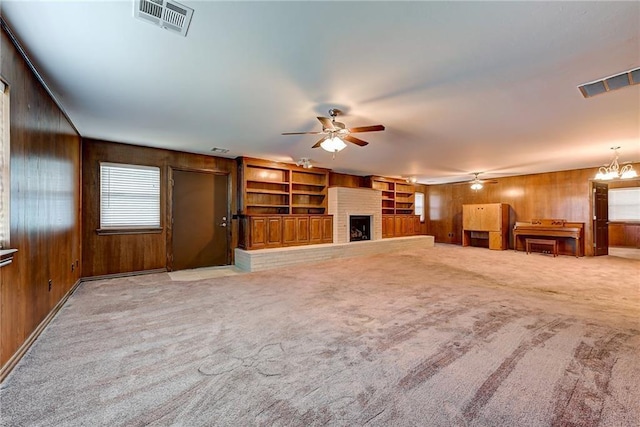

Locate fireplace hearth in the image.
[350,215,371,241]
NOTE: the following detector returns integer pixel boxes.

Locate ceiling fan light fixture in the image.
[470,181,483,191]
[320,136,347,153]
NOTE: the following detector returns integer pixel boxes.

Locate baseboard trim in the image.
[0,278,83,383]
[81,268,167,282]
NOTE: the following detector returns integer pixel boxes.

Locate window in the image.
[609,188,640,221]
[100,163,160,230]
[415,191,425,222]
[0,79,9,248]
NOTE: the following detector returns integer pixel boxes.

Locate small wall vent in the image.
[578,67,640,98]
[134,0,193,37]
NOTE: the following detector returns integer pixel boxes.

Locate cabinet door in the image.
[309,216,323,243]
[266,217,282,247]
[382,215,394,238]
[394,216,404,236]
[407,216,415,235]
[282,217,297,245]
[321,216,333,243]
[296,217,310,243]
[249,217,268,249]
[414,216,422,235]
[483,204,502,231]
[463,204,480,230]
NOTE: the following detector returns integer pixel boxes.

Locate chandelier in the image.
[594,147,637,180]
[295,157,313,169]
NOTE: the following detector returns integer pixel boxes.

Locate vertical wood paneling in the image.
[425,168,640,256]
[82,139,237,277]
[0,27,81,369]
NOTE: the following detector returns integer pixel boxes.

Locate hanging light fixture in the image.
[594,147,637,180]
[295,157,313,169]
[320,136,347,153]
[470,172,483,190]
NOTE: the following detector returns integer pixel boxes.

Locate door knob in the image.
[219,222,227,227]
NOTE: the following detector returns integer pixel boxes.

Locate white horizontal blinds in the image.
[0,81,8,247]
[609,188,640,221]
[100,163,160,228]
[415,192,425,222]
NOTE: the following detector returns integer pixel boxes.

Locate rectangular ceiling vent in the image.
[134,0,193,37]
[578,67,640,98]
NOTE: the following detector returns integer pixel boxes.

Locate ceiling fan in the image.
[458,172,498,190]
[282,108,385,153]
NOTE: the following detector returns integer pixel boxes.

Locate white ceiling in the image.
[2,1,639,184]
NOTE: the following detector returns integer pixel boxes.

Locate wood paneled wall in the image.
[1,26,82,370]
[426,168,640,256]
[82,139,237,277]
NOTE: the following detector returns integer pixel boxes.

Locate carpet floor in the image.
[1,244,639,426]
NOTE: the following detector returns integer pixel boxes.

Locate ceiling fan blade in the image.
[311,136,326,148]
[344,134,369,147]
[281,131,323,135]
[348,124,385,133]
[317,117,336,131]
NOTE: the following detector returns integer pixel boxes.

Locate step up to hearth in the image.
[234,235,435,272]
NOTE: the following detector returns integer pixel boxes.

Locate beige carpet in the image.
[1,244,638,426]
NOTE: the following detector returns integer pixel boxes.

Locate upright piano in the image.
[513,219,584,257]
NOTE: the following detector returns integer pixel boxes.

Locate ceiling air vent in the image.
[134,0,194,37]
[578,67,640,98]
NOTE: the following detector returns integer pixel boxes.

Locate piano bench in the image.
[525,238,558,257]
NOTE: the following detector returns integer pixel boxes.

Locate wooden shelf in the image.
[238,157,330,218]
[368,175,418,216]
[247,189,289,195]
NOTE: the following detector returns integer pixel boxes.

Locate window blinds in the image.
[609,188,640,222]
[100,163,160,229]
[415,192,425,222]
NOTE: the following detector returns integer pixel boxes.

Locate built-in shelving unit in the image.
[367,175,422,238]
[367,176,416,215]
[237,157,332,249]
[238,157,329,215]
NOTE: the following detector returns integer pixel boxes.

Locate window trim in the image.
[98,162,162,233]
[415,191,425,223]
[0,78,11,251]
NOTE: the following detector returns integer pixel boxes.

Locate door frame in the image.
[167,166,232,271]
[589,179,609,256]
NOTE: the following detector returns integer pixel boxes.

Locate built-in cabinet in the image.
[368,176,422,238]
[462,203,509,250]
[238,157,332,249]
[240,215,332,250]
[382,215,422,238]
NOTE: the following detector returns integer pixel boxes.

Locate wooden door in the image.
[593,181,608,256]
[394,216,403,237]
[249,217,267,249]
[171,170,229,270]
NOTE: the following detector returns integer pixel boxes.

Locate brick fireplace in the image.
[328,187,382,244]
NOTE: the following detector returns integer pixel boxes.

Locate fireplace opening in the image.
[350,215,371,241]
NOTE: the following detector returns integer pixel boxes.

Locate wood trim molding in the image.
[0,278,82,383]
[81,268,167,282]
